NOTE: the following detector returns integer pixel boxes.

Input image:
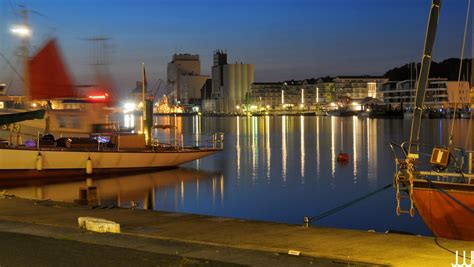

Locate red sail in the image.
[28,39,76,99]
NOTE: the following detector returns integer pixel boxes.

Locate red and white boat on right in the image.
[390,0,474,241]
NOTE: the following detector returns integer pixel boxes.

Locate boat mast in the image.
[141,62,150,145]
[408,0,442,155]
[19,7,29,100]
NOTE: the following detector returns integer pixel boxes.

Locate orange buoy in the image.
[337,152,349,163]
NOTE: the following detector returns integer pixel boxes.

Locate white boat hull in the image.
[0,147,219,179]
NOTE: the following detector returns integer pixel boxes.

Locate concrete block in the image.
[78,217,120,233]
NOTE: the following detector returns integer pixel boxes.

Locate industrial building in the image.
[167,54,208,105]
[207,50,254,113]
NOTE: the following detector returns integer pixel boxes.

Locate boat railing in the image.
[0,126,225,153]
[151,132,224,151]
[390,141,474,183]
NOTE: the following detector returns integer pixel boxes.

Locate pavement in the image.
[0,195,472,266]
[0,231,236,267]
[0,221,358,267]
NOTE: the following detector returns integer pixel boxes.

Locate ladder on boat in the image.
[390,143,415,217]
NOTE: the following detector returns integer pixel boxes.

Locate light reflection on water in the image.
[1,115,473,236]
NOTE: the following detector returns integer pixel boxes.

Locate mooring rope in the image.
[307,183,392,223]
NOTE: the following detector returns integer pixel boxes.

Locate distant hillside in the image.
[384,58,472,81]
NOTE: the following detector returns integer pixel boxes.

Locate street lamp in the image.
[11,23,31,99]
[10,24,31,37]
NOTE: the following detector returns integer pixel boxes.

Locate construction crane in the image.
[151,78,171,103]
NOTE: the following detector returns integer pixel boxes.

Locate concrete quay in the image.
[0,196,472,266]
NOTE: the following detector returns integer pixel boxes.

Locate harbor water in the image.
[2,115,473,236]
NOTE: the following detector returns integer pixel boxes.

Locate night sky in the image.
[0,0,470,96]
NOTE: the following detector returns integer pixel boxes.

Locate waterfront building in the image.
[210,50,254,113]
[315,77,336,103]
[249,79,331,110]
[380,79,470,108]
[334,76,388,100]
[167,54,208,105]
[249,82,284,109]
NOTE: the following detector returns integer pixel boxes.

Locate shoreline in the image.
[0,194,471,266]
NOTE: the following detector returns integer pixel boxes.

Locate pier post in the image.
[303,216,310,228]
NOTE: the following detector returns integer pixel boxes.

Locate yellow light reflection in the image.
[252,116,258,181]
[35,186,44,199]
[180,179,184,207]
[367,118,377,186]
[353,116,358,179]
[236,118,241,179]
[300,115,305,183]
[220,174,224,206]
[212,176,216,208]
[316,116,320,179]
[282,116,287,184]
[265,115,271,181]
[331,116,336,178]
[193,114,200,146]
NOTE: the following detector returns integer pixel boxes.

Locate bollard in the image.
[303,216,310,228]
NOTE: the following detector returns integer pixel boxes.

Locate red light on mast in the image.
[88,94,108,101]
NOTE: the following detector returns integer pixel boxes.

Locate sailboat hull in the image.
[412,180,474,241]
[0,147,219,179]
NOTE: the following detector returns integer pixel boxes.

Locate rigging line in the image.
[0,51,31,92]
[465,115,473,150]
[449,0,471,147]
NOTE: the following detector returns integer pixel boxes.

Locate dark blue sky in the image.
[0,0,470,95]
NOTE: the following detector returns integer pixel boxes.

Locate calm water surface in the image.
[3,115,473,236]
